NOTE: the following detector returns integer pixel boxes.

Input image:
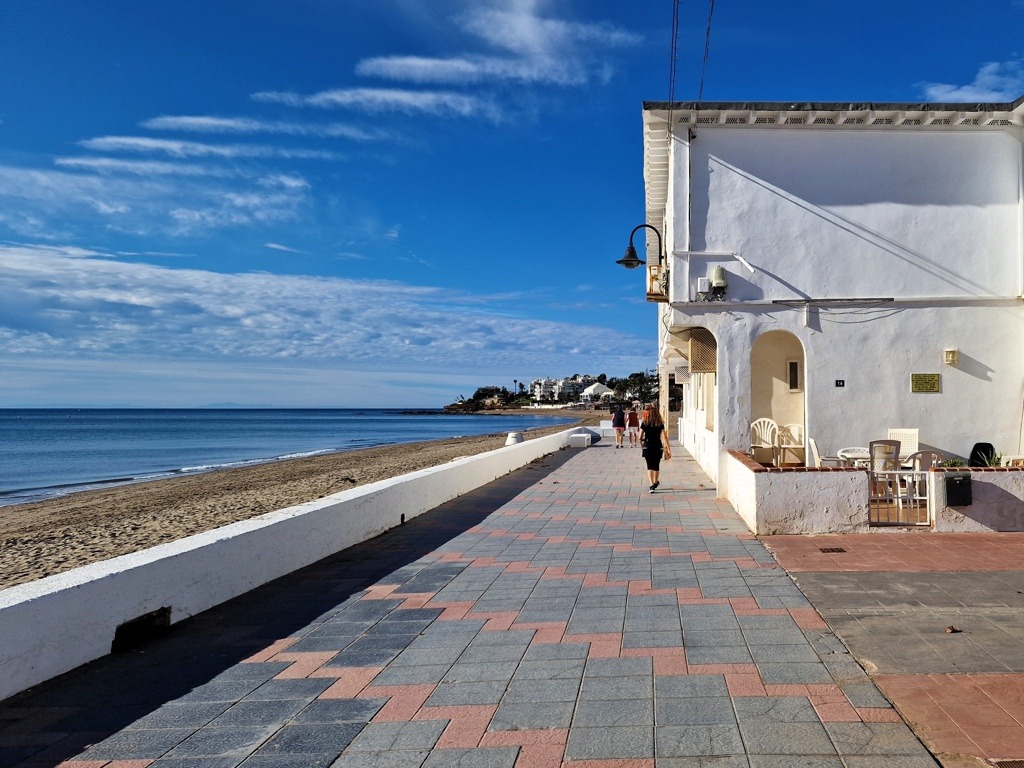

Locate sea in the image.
[0,408,576,508]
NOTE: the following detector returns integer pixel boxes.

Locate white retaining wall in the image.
[930,470,1024,531]
[0,427,591,701]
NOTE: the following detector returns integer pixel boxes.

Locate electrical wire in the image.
[697,0,716,100]
[667,0,682,131]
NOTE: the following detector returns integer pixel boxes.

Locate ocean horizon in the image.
[0,408,576,507]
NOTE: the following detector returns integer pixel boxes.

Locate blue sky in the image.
[1,0,1022,407]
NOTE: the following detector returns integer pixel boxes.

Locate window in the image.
[787,359,802,392]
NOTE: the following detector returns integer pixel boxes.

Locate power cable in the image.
[697,0,716,100]
[667,0,682,131]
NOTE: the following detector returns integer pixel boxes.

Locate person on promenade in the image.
[625,406,640,447]
[640,405,672,492]
[611,405,626,448]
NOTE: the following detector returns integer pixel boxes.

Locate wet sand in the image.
[0,411,599,590]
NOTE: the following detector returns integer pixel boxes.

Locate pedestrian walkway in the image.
[0,443,937,767]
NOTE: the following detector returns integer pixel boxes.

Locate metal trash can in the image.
[944,472,972,506]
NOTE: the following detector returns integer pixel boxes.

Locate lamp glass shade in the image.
[616,245,645,269]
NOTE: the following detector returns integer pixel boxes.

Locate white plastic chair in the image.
[903,450,944,500]
[887,428,918,460]
[778,423,805,466]
[808,438,844,468]
[750,418,779,465]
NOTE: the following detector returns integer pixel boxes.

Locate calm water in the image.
[0,409,574,507]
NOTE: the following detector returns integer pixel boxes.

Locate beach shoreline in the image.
[0,410,599,591]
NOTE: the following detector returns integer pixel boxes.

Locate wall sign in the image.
[911,373,941,393]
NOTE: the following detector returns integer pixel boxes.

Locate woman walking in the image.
[640,405,672,492]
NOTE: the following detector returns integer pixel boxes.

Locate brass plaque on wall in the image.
[910,373,941,393]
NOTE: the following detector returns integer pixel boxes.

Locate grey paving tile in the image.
[657,674,729,698]
[150,758,244,768]
[738,722,836,756]
[586,656,653,676]
[657,697,737,726]
[347,720,449,752]
[489,700,575,730]
[443,662,519,683]
[81,727,198,760]
[657,758,749,768]
[623,629,684,648]
[373,664,454,685]
[580,675,653,701]
[655,724,744,757]
[256,723,363,755]
[512,659,585,680]
[425,681,507,706]
[685,630,746,647]
[748,757,843,768]
[823,723,933,756]
[132,702,233,729]
[573,698,654,727]
[165,725,279,758]
[503,678,581,703]
[209,699,309,727]
[749,644,821,663]
[292,698,387,724]
[734,697,819,723]
[564,725,654,759]
[330,751,430,768]
[840,757,941,768]
[245,679,335,701]
[685,646,754,665]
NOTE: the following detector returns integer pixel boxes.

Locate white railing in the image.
[868,470,930,526]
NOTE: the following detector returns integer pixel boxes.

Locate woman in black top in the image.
[640,405,672,492]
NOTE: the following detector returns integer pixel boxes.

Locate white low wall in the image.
[724,452,869,535]
[0,427,590,702]
[930,470,1024,531]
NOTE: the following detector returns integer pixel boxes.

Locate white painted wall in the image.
[723,453,870,534]
[930,470,1024,531]
[660,125,1024,486]
[0,427,589,701]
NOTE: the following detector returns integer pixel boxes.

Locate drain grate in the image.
[819,547,846,553]
[993,761,1024,768]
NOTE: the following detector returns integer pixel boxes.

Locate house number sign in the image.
[910,373,941,393]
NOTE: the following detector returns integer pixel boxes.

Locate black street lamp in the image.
[616,224,663,270]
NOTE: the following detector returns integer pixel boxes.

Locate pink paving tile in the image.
[365,684,437,722]
[689,663,759,676]
[675,588,702,601]
[812,701,861,722]
[416,705,496,748]
[272,651,337,679]
[54,762,109,768]
[626,581,654,594]
[725,673,767,697]
[397,593,436,608]
[468,556,497,567]
[480,613,520,631]
[242,637,297,663]
[433,601,475,620]
[876,673,1024,760]
[437,553,465,562]
[789,607,829,629]
[764,684,812,697]
[857,707,903,722]
[318,666,383,697]
[651,653,688,676]
[513,743,564,768]
[362,584,399,599]
[516,621,567,645]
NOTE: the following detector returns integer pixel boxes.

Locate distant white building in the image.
[531,378,556,401]
[582,382,613,402]
[638,95,1024,488]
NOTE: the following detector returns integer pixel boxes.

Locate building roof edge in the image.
[642,96,1024,112]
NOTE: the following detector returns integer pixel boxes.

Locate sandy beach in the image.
[0,410,599,591]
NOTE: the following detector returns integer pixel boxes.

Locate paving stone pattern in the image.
[0,444,937,767]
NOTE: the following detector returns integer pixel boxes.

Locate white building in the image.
[581,382,613,402]
[531,378,556,401]
[639,96,1024,491]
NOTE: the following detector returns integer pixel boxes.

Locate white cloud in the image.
[0,244,652,377]
[252,87,500,120]
[921,58,1024,102]
[0,164,308,237]
[55,156,231,177]
[79,136,340,161]
[140,115,388,142]
[355,0,641,87]
[264,242,306,254]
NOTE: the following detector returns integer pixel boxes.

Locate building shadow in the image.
[0,447,579,767]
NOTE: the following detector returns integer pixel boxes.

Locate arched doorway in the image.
[750,331,806,465]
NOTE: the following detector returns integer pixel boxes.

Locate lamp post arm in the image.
[627,224,664,268]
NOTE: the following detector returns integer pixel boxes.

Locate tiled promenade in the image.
[1,443,937,767]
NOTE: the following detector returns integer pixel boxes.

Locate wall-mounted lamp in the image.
[616,224,663,269]
[944,348,959,366]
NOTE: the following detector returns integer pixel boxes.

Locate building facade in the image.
[640,97,1024,490]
